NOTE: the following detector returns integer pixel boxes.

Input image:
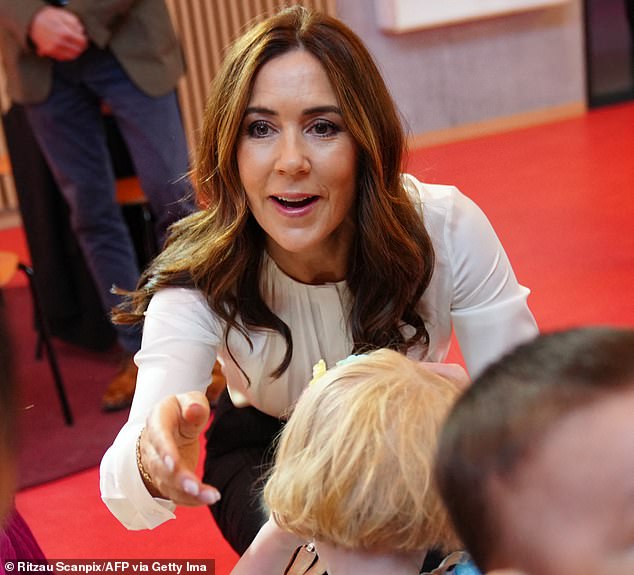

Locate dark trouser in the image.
[203,390,284,555]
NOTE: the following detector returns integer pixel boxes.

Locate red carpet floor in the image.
[407,101,634,330]
[5,286,129,489]
[0,223,129,489]
[7,101,634,574]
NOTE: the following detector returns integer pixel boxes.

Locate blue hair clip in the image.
[309,354,368,386]
[335,353,368,368]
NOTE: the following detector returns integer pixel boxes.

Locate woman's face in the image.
[237,49,358,283]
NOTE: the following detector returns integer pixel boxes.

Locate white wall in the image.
[336,0,585,137]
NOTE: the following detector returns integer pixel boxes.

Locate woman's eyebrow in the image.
[244,106,276,116]
[303,105,342,115]
[244,105,342,116]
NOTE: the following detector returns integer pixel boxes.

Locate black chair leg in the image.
[35,331,44,360]
[141,204,157,263]
[18,263,74,426]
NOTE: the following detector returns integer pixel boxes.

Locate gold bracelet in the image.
[136,428,154,488]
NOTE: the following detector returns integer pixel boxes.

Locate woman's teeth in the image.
[274,196,316,208]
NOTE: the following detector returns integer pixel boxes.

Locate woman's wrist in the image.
[135,428,163,498]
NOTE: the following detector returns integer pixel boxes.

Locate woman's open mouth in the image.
[272,196,319,209]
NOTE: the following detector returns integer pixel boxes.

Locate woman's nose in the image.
[274,132,310,175]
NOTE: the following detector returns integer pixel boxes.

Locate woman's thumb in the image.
[176,391,210,440]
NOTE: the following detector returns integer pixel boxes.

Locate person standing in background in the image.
[0,0,196,411]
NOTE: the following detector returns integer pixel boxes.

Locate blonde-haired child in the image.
[233,349,473,575]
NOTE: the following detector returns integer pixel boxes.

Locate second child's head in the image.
[436,327,634,575]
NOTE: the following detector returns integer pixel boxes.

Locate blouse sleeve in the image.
[100,287,222,530]
[446,189,539,378]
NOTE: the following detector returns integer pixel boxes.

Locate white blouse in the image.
[100,175,538,529]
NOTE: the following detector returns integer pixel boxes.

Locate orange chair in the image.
[115,176,158,268]
[0,251,73,425]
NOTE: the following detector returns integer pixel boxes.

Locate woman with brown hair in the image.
[100,5,538,556]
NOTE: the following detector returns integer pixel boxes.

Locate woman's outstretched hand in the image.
[137,391,221,506]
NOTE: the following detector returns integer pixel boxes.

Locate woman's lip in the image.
[269,195,320,216]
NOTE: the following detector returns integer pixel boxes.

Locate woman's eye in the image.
[310,120,339,137]
[247,121,272,138]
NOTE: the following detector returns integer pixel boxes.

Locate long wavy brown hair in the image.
[114,5,435,378]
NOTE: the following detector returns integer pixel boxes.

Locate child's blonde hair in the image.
[263,349,460,552]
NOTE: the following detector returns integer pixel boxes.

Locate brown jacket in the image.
[0,0,184,104]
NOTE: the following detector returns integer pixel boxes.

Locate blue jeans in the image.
[25,46,195,353]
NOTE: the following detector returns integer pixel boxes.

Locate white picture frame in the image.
[375,0,572,33]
